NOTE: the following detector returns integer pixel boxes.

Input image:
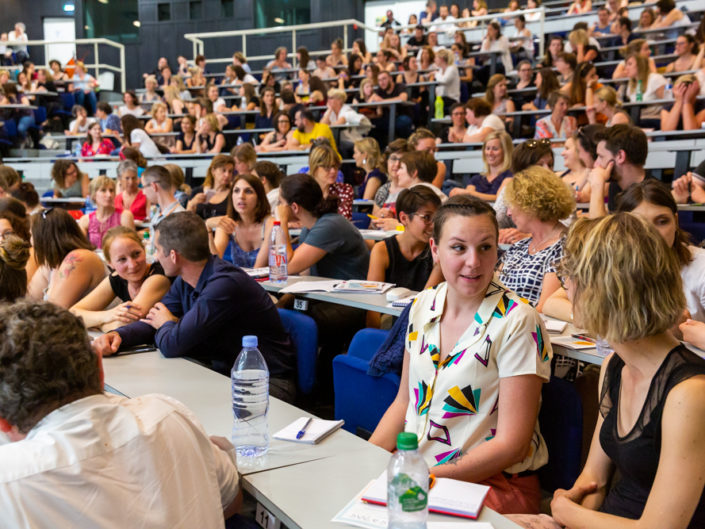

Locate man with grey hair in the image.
[8,22,28,64]
[0,300,242,528]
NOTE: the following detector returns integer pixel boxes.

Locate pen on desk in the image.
[296,417,312,439]
[571,333,595,343]
[367,213,378,220]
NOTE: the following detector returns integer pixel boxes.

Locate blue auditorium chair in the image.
[277,308,318,396]
[333,328,399,436]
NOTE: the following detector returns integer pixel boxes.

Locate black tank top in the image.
[383,236,433,292]
[599,345,705,526]
[108,262,166,302]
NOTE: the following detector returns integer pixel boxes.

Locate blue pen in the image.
[296,417,312,439]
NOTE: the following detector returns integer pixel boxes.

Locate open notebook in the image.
[361,471,490,519]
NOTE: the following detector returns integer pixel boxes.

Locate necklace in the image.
[529,224,562,254]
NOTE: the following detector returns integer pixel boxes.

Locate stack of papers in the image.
[540,315,568,333]
[280,280,395,294]
[241,267,269,279]
[272,417,344,444]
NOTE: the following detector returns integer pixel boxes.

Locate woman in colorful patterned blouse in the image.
[370,195,552,514]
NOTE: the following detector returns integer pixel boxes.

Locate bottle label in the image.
[390,473,428,513]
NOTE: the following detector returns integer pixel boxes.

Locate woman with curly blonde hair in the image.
[498,165,575,311]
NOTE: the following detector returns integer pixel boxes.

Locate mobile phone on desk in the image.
[117,344,157,356]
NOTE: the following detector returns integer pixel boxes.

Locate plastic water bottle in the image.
[72,140,81,158]
[388,432,429,529]
[635,80,643,102]
[434,95,444,120]
[595,336,614,357]
[664,81,673,99]
[231,335,269,459]
[268,220,288,283]
[142,231,155,264]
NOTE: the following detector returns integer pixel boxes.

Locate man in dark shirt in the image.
[381,10,401,32]
[405,25,428,51]
[370,71,412,146]
[92,211,296,401]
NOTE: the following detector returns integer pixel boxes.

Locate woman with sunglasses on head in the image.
[212,173,273,268]
[70,227,171,332]
[255,112,293,153]
[514,213,705,529]
[494,138,556,245]
[28,208,107,309]
[370,195,552,514]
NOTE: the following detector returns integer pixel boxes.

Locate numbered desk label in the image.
[255,502,281,529]
[293,298,308,311]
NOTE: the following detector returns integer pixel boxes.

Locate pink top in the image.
[115,189,148,221]
[81,138,115,157]
[88,210,122,248]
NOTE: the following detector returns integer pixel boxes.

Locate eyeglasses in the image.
[389,155,402,162]
[526,138,551,149]
[413,212,434,224]
[41,207,54,220]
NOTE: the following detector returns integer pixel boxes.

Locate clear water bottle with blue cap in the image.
[231,335,269,458]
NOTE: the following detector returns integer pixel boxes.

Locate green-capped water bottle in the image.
[434,95,444,120]
[635,79,643,102]
[387,432,429,528]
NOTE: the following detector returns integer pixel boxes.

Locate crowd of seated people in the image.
[1,2,705,527]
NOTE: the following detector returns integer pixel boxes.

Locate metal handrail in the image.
[1,38,126,92]
[184,19,380,67]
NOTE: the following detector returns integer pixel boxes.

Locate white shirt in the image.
[466,113,506,136]
[326,104,363,126]
[682,245,705,323]
[131,128,162,158]
[267,187,280,211]
[481,36,513,75]
[435,64,460,102]
[119,105,145,117]
[7,30,27,53]
[0,393,239,529]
